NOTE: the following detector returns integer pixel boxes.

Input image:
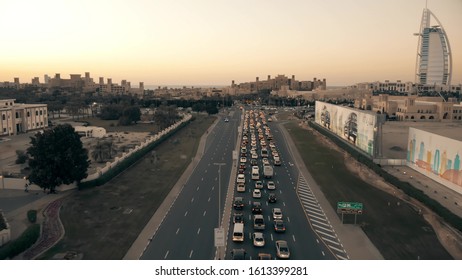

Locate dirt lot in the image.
[284,120,457,259]
[39,115,216,259]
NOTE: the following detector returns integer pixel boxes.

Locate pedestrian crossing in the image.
[297,175,349,260]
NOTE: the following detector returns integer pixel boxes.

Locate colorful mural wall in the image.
[407,127,462,194]
[315,101,377,156]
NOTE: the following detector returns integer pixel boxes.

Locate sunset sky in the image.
[1,0,461,86]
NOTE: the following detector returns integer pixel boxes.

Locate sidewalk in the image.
[2,189,73,259]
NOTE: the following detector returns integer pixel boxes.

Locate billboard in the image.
[315,101,377,156]
[407,128,462,194]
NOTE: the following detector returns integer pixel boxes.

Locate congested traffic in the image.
[230,109,290,260]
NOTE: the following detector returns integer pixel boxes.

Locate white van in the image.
[274,156,281,166]
[232,223,244,242]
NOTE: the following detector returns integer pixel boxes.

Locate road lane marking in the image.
[316,239,320,243]
[322,251,325,256]
[212,186,214,191]
[283,202,286,207]
[312,222,332,232]
[328,245,345,254]
[176,228,180,235]
[287,216,291,223]
[184,211,188,217]
[197,228,201,235]
[189,250,193,258]
[164,251,169,259]
[208,197,211,202]
[292,235,296,242]
[270,234,274,241]
[203,211,207,216]
[197,186,200,191]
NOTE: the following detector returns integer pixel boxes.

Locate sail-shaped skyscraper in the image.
[414,6,452,86]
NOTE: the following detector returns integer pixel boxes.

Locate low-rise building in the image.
[0,99,48,137]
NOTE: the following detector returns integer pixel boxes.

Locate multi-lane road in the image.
[141,107,344,260]
[140,109,240,259]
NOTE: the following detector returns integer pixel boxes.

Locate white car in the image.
[251,152,258,159]
[255,181,263,189]
[253,232,265,247]
[252,189,262,198]
[272,208,283,220]
[240,157,247,164]
[262,158,270,166]
[237,174,245,184]
[267,181,276,190]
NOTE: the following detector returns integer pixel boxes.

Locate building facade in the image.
[355,94,462,122]
[0,99,48,137]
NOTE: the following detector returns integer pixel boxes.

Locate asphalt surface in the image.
[225,112,337,260]
[140,110,240,259]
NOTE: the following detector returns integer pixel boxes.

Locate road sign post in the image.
[337,202,363,224]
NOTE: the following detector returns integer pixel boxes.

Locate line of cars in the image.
[230,109,290,260]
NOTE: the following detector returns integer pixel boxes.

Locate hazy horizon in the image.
[1,0,461,86]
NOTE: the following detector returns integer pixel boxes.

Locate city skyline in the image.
[1,0,461,86]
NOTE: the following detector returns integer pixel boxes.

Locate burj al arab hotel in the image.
[414,6,452,86]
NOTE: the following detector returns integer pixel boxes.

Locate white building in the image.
[0,99,48,137]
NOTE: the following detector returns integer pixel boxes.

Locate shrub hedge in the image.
[309,121,462,232]
[0,224,40,260]
[27,210,37,223]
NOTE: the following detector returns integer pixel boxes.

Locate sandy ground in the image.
[310,122,462,259]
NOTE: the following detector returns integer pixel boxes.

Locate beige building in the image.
[356,94,462,122]
[231,74,326,94]
[0,99,48,137]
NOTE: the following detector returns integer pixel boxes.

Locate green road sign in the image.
[337,202,363,214]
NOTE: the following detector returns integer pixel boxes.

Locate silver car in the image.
[276,240,290,259]
[253,232,265,247]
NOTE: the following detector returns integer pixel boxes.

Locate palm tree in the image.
[91,140,116,163]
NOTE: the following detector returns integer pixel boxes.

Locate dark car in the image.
[234,197,244,210]
[233,212,244,224]
[231,248,246,260]
[268,193,277,203]
[250,159,258,166]
[273,219,286,232]
[238,168,245,174]
[252,201,262,214]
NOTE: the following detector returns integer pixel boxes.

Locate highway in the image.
[141,106,343,260]
[140,109,240,259]
[225,109,338,260]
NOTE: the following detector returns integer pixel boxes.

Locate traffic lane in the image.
[142,119,237,259]
[142,160,233,259]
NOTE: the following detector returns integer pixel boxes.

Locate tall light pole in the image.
[213,162,226,259]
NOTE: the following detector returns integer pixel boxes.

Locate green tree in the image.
[27,124,89,193]
[118,106,141,126]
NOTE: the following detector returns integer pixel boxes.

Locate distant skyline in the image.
[1,0,461,86]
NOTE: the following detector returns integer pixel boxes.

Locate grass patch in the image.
[0,224,40,260]
[284,121,452,260]
[41,114,216,260]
